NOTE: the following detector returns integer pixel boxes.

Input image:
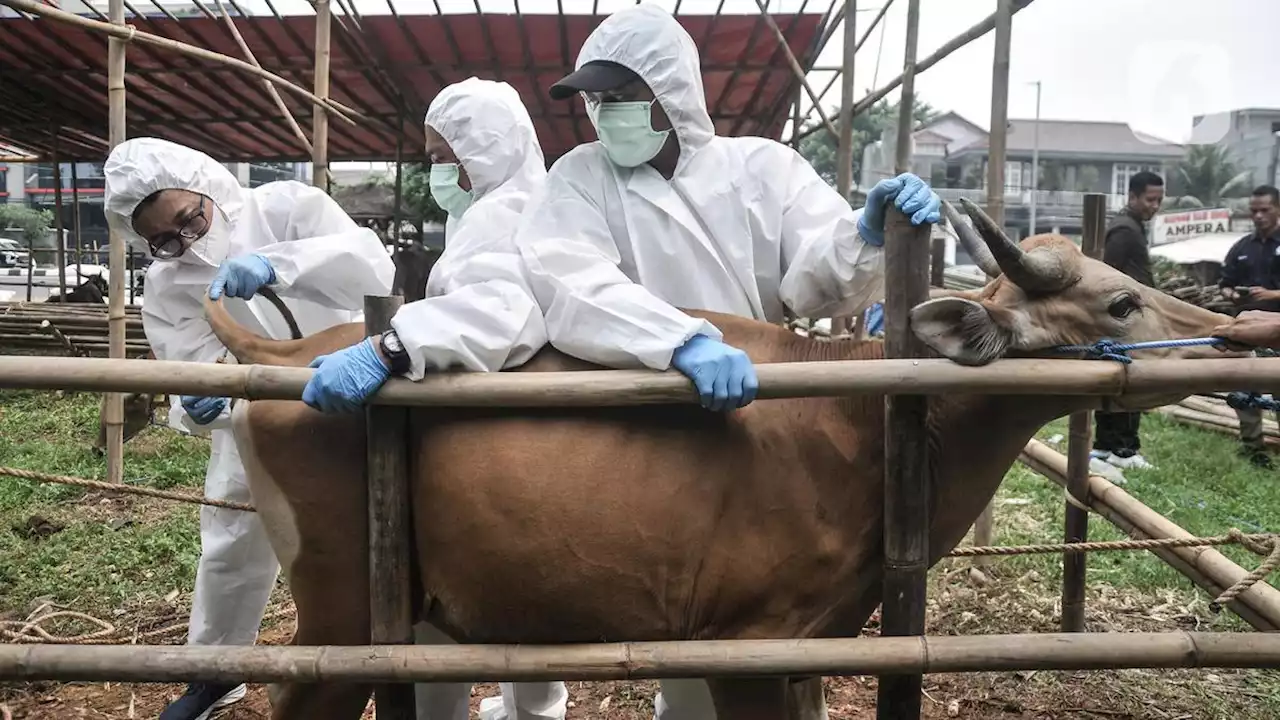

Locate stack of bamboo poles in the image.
[0,302,148,357]
[1157,395,1279,447]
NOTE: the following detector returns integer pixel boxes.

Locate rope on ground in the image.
[0,466,254,512]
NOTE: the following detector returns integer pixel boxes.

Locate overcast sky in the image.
[246,0,1279,166]
[793,0,1280,144]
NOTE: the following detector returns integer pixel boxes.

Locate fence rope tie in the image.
[0,466,255,512]
[1048,336,1227,364]
[1196,391,1280,413]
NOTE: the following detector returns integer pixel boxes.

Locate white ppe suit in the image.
[103,138,395,652]
[390,77,550,380]
[399,78,567,720]
[514,4,886,718]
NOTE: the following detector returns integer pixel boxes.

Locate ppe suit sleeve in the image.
[389,211,547,379]
[141,272,233,434]
[250,181,396,311]
[516,157,721,370]
[775,147,886,320]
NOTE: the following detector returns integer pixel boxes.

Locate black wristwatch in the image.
[379,328,411,376]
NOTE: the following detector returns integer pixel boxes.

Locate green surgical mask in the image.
[429,163,473,218]
[589,99,671,168]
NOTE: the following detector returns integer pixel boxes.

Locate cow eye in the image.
[1108,295,1140,319]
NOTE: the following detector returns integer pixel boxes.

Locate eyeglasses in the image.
[147,199,210,259]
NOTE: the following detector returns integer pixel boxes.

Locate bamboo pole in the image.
[880,4,928,706]
[71,161,82,288]
[312,0,332,190]
[971,0,1014,571]
[792,0,1038,145]
[835,0,856,198]
[50,135,67,300]
[752,0,838,141]
[0,0,361,128]
[1021,439,1280,630]
[364,296,415,719]
[1062,194,1107,633]
[9,356,1280,406]
[212,0,311,154]
[2,633,1279,684]
[104,0,126,487]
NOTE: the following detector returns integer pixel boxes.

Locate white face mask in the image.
[179,206,231,268]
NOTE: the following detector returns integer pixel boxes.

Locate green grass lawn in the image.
[0,389,210,616]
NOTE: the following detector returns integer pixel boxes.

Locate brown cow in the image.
[205,201,1236,720]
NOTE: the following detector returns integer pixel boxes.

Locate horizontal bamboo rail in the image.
[1020,439,1280,629]
[0,356,1279,406]
[1,633,1277,684]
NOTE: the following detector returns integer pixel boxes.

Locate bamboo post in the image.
[835,0,857,199]
[364,296,415,719]
[4,633,1280,684]
[1062,193,1106,632]
[71,161,82,285]
[312,0,332,191]
[50,135,67,300]
[879,2,928,711]
[104,0,127,486]
[971,0,1014,568]
[791,0,1038,145]
[24,222,33,302]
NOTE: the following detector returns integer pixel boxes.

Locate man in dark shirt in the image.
[1092,171,1164,471]
[1220,185,1280,467]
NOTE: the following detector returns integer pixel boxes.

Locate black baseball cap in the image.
[549,60,639,100]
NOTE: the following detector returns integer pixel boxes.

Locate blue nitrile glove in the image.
[302,338,392,414]
[209,254,276,301]
[857,172,943,247]
[670,334,759,412]
[181,395,227,425]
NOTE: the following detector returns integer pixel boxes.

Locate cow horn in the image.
[941,200,1000,278]
[957,197,1075,293]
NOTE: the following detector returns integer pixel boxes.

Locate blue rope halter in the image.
[1047,337,1228,365]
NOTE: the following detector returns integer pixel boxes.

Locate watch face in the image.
[384,331,404,353]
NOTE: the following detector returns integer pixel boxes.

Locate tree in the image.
[400,163,448,227]
[1165,144,1253,209]
[797,98,939,191]
[0,204,54,264]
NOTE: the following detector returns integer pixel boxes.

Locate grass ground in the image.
[1,389,1279,718]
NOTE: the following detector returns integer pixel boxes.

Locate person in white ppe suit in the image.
[516,3,942,717]
[104,137,396,720]
[295,78,568,720]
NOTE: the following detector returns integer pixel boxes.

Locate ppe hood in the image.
[425,77,547,200]
[573,3,715,171]
[103,137,246,256]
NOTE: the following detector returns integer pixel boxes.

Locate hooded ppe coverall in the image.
[103,137,395,651]
[516,3,883,374]
[514,4,886,717]
[390,77,551,380]
[402,78,566,720]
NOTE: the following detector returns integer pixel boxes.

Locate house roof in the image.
[0,4,827,162]
[951,119,1185,160]
[330,181,396,218]
[920,111,987,138]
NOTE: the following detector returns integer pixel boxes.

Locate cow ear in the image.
[909,297,1011,366]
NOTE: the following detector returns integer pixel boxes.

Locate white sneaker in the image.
[1088,457,1128,485]
[1089,450,1111,461]
[1107,453,1155,471]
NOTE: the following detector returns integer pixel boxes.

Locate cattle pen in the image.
[2,1,1278,720]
